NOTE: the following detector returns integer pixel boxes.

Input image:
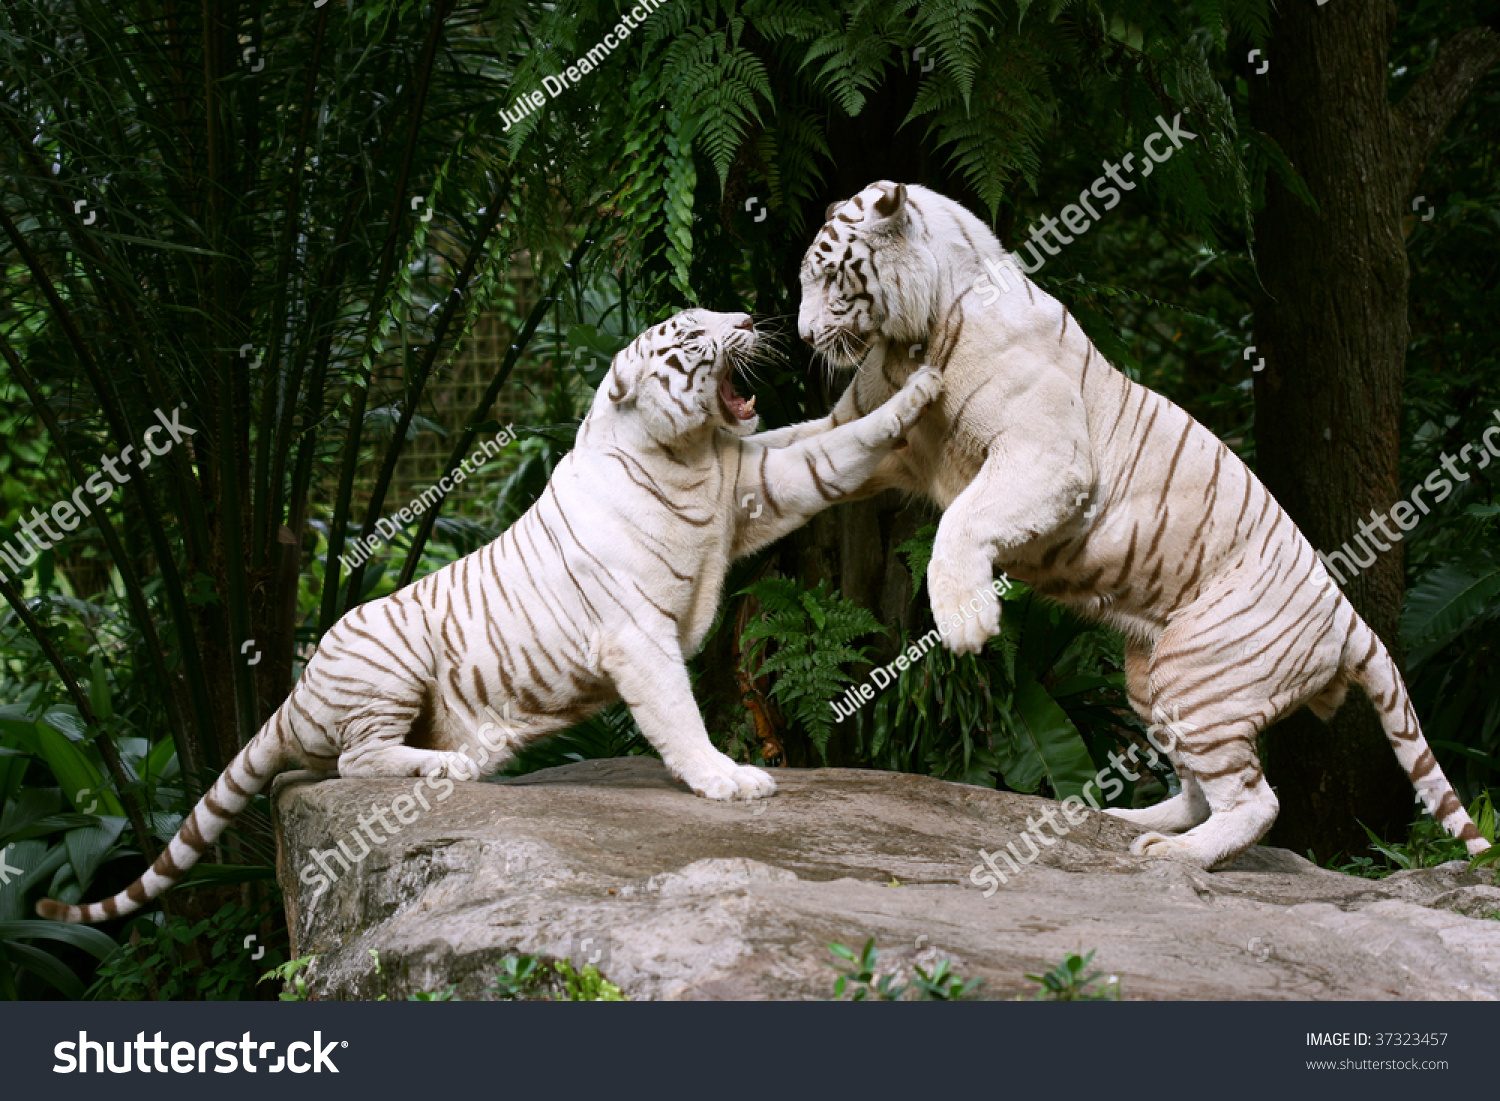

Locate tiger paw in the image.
[886,366,943,435]
[1129,831,1217,869]
[929,578,1001,656]
[682,758,777,801]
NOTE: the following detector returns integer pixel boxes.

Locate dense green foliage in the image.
[0,0,1495,1000]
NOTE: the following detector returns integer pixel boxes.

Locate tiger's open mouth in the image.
[718,373,757,422]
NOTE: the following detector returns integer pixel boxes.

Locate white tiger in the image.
[40,308,943,924]
[775,180,1489,869]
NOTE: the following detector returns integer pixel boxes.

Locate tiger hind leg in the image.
[337,699,477,780]
[1126,719,1278,867]
[1104,642,1211,834]
[1105,772,1211,834]
[1123,566,1352,867]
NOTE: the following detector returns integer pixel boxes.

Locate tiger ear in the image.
[824,197,846,221]
[869,181,908,229]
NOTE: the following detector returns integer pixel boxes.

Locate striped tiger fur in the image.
[777,180,1490,869]
[39,308,943,924]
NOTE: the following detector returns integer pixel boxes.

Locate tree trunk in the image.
[1250,3,1499,859]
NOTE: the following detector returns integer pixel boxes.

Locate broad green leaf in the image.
[1001,671,1097,801]
[0,717,41,755]
[2,813,102,846]
[1401,561,1500,650]
[0,919,117,959]
[143,737,179,783]
[4,939,85,999]
[0,840,67,922]
[1048,674,1122,698]
[33,722,124,818]
[64,818,127,894]
[42,708,87,742]
[0,789,65,837]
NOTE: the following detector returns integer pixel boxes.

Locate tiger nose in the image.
[733,316,754,331]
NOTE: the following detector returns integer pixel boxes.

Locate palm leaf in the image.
[1401,560,1500,650]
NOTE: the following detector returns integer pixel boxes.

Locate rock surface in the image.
[271,757,1500,1000]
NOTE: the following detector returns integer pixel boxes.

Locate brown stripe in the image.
[203,790,231,818]
[1111,523,1139,589]
[1194,756,1255,781]
[757,448,783,517]
[1116,402,1161,492]
[1155,420,1194,513]
[179,809,211,853]
[344,623,427,685]
[805,452,838,501]
[603,451,713,525]
[1039,538,1071,571]
[1188,447,1224,546]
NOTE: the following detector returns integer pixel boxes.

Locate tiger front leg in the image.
[731,367,942,556]
[600,634,775,801]
[929,411,1091,655]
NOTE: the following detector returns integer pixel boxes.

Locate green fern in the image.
[613,72,697,302]
[739,578,886,760]
[660,27,773,187]
[904,41,1055,217]
[894,524,938,597]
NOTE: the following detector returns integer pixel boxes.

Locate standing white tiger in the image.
[783,179,1489,869]
[40,309,942,924]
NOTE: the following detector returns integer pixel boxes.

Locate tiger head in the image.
[600,309,762,440]
[798,181,935,369]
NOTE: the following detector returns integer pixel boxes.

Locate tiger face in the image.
[606,309,762,439]
[798,181,931,368]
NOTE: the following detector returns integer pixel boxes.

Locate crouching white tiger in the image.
[40,309,943,924]
[785,180,1490,870]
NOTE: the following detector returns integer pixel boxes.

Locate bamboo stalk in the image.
[318,0,456,635]
[251,5,331,568]
[341,173,513,612]
[394,224,597,589]
[0,330,199,785]
[199,0,260,747]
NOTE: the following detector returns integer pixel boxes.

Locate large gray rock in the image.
[270,757,1500,1000]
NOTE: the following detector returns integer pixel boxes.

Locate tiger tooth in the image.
[744,395,756,412]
